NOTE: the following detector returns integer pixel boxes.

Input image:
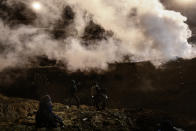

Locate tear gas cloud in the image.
[0,0,195,71]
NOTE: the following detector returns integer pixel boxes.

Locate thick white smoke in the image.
[0,0,195,71]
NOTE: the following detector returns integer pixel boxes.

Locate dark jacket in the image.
[35,95,63,128]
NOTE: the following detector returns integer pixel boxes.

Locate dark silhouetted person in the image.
[35,95,64,129]
[69,80,80,107]
[91,82,108,110]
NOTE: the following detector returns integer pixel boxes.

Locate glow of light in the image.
[32,1,42,11]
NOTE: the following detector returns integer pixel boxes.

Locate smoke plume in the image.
[0,0,195,71]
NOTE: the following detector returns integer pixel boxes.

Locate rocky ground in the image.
[0,94,193,131]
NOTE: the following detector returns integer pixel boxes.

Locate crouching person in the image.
[35,95,64,129]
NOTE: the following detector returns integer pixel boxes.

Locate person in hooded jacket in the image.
[35,95,64,129]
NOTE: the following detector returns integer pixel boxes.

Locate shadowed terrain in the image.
[0,94,192,131]
[0,59,196,130]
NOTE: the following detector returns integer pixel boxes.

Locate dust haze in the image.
[0,0,195,72]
